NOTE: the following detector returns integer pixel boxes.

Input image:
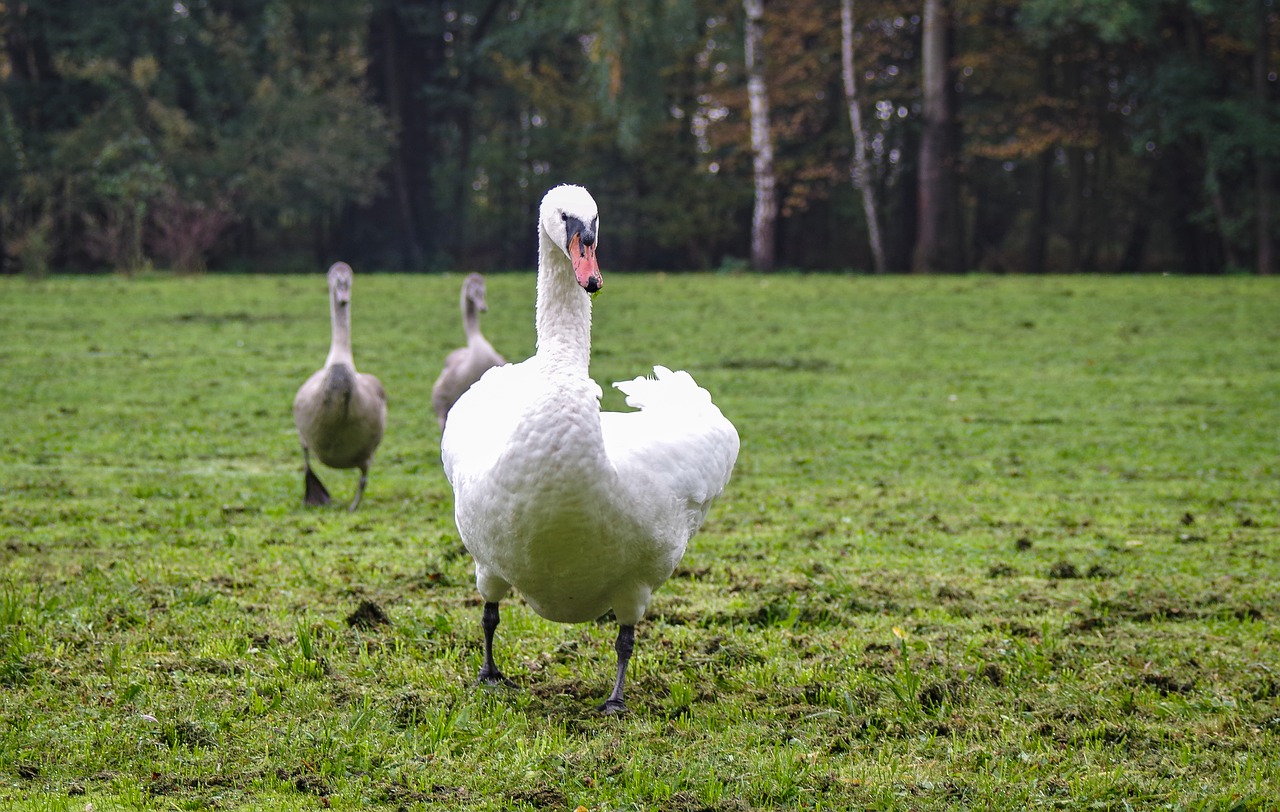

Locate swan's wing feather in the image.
[470,337,506,368]
[602,366,739,532]
[431,348,472,419]
[359,372,387,406]
[433,347,468,387]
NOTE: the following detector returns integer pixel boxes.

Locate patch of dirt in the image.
[996,621,1039,639]
[918,677,967,711]
[346,599,391,629]
[150,772,243,796]
[1046,561,1079,579]
[528,678,595,703]
[986,562,1018,578]
[208,575,253,591]
[160,720,216,749]
[667,791,753,812]
[392,691,431,728]
[744,600,812,628]
[175,311,293,325]
[191,656,242,676]
[672,565,711,580]
[644,606,700,626]
[717,356,836,372]
[935,584,974,602]
[374,782,469,806]
[508,786,566,809]
[979,663,1005,686]
[286,771,330,796]
[1067,615,1109,633]
[1139,673,1195,696]
[1071,590,1268,628]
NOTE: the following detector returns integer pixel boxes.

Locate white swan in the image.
[292,262,387,511]
[431,273,506,431]
[441,185,739,713]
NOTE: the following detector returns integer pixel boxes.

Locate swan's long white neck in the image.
[326,294,354,368]
[535,226,593,374]
[463,296,483,345]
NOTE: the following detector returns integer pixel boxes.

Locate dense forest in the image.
[2,0,1276,274]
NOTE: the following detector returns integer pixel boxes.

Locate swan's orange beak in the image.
[569,234,603,293]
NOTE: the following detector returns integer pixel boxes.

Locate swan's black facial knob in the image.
[564,215,595,250]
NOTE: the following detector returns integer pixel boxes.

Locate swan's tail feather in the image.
[613,365,713,410]
[605,365,739,528]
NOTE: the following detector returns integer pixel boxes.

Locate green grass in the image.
[1,272,1277,810]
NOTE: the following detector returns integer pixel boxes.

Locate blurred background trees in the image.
[1,0,1275,274]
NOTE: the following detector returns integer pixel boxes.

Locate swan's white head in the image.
[327,261,353,307]
[539,184,602,293]
[462,272,488,313]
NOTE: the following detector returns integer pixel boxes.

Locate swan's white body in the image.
[441,185,738,711]
[431,273,505,432]
[293,262,387,511]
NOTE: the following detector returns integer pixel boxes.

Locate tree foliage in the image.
[1,0,1276,274]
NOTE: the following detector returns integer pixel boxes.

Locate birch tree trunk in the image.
[841,0,886,273]
[744,0,777,272]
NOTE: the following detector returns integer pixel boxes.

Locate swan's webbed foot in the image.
[597,697,628,715]
[303,465,330,506]
[476,665,517,688]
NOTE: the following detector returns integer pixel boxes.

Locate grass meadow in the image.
[1,271,1278,811]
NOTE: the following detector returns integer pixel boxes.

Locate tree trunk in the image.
[1028,149,1052,274]
[1206,154,1241,270]
[365,2,430,269]
[744,0,777,272]
[840,0,886,273]
[1256,0,1274,275]
[913,0,962,273]
[1117,163,1157,272]
[1065,147,1086,271]
[375,8,424,268]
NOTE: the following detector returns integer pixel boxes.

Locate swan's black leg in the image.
[349,465,368,511]
[302,449,330,506]
[598,624,635,714]
[477,601,515,687]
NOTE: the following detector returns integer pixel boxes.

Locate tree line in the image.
[2,0,1275,275]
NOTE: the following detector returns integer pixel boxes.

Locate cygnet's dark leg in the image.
[302,448,330,506]
[477,601,515,686]
[349,464,369,511]
[598,624,635,714]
